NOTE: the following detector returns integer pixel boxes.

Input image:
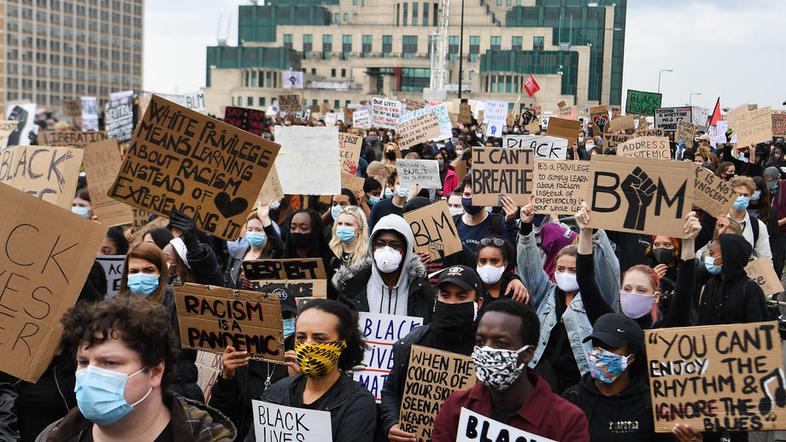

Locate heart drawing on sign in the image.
[214,192,249,218]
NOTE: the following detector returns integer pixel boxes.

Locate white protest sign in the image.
[275,126,341,195]
[457,408,556,442]
[80,96,99,131]
[503,135,567,160]
[104,96,134,143]
[353,109,371,129]
[324,112,338,126]
[97,255,125,297]
[396,159,441,189]
[371,98,403,129]
[156,92,206,113]
[195,351,222,403]
[253,400,332,442]
[353,312,423,402]
[484,101,508,138]
[282,70,304,89]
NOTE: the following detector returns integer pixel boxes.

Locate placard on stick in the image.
[399,345,476,441]
[694,166,735,218]
[83,139,134,226]
[108,95,281,241]
[396,111,441,149]
[0,182,106,382]
[584,156,695,238]
[533,160,590,215]
[38,130,108,148]
[403,201,462,261]
[0,145,83,209]
[546,117,581,147]
[625,90,662,116]
[471,148,534,206]
[616,136,671,160]
[174,283,284,361]
[253,400,332,442]
[645,321,786,432]
[243,258,328,298]
[745,259,783,296]
[396,159,441,189]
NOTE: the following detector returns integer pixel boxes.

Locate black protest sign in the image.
[655,107,693,133]
[471,147,534,206]
[403,200,462,261]
[108,96,281,241]
[626,90,663,116]
[646,322,786,432]
[174,283,284,362]
[224,106,267,136]
[584,156,695,238]
[243,258,328,298]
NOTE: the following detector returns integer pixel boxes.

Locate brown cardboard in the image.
[278,95,301,114]
[0,145,83,209]
[645,322,786,432]
[729,107,773,148]
[459,103,473,124]
[590,104,610,134]
[584,156,695,238]
[82,139,134,226]
[635,128,664,138]
[693,166,735,218]
[341,173,365,195]
[403,201,462,261]
[61,99,81,118]
[772,112,786,138]
[396,112,441,149]
[256,165,284,207]
[0,121,19,133]
[108,95,281,241]
[174,283,284,362]
[39,130,107,148]
[243,258,328,298]
[533,160,591,215]
[546,117,581,146]
[616,136,671,160]
[676,121,697,148]
[470,147,534,206]
[607,115,635,134]
[338,132,363,175]
[745,259,783,296]
[0,128,15,150]
[399,345,476,440]
[0,182,105,382]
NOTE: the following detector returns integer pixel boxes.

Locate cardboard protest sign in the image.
[108,96,280,241]
[471,147,534,206]
[277,95,301,114]
[403,201,462,261]
[483,101,508,138]
[174,283,284,361]
[195,351,222,403]
[693,166,735,218]
[80,96,99,131]
[0,128,13,150]
[396,159,441,189]
[636,127,665,138]
[243,258,328,298]
[396,111,441,149]
[457,408,556,442]
[0,121,19,134]
[616,136,671,160]
[353,109,371,129]
[728,107,773,148]
[371,98,403,129]
[626,90,663,116]
[39,130,108,148]
[6,103,37,146]
[646,321,786,432]
[607,115,636,134]
[546,117,581,147]
[105,95,135,142]
[745,259,783,296]
[399,345,476,440]
[590,105,610,134]
[459,102,473,124]
[676,121,697,148]
[0,182,106,382]
[558,105,578,120]
[772,112,786,138]
[603,133,631,150]
[584,156,695,238]
[253,400,332,442]
[83,139,134,226]
[338,132,363,175]
[275,126,340,196]
[223,106,266,136]
[256,165,284,207]
[154,92,207,114]
[655,107,692,132]
[96,255,125,297]
[534,160,590,215]
[354,312,423,401]
[341,173,365,194]
[61,98,81,118]
[0,145,83,209]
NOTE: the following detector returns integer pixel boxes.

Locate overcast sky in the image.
[144,0,786,111]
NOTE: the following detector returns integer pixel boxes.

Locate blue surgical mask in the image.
[245,231,267,249]
[283,318,296,338]
[384,188,394,199]
[368,195,380,206]
[331,205,343,220]
[704,256,722,275]
[733,195,750,211]
[395,185,409,198]
[751,191,761,202]
[127,273,160,296]
[769,182,778,192]
[588,347,630,384]
[71,206,90,218]
[335,226,356,243]
[75,365,151,426]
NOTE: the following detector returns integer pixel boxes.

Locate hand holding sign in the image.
[519,194,536,224]
[221,345,249,380]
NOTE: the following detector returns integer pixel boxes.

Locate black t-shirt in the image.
[153,423,174,442]
[538,292,580,394]
[293,376,342,410]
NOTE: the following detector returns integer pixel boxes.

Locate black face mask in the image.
[385,151,397,161]
[652,247,675,266]
[462,197,483,215]
[290,232,311,249]
[431,300,475,338]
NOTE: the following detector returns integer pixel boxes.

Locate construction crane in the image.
[429,0,450,91]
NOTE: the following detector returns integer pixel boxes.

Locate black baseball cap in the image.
[437,265,481,293]
[271,286,298,316]
[583,313,644,352]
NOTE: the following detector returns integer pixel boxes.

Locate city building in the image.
[1,0,144,112]
[204,0,626,116]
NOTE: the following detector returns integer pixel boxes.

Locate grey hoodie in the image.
[366,214,416,316]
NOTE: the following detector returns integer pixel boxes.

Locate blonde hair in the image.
[329,207,369,266]
[366,161,393,179]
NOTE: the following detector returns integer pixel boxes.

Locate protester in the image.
[283,208,337,296]
[71,188,93,219]
[435,148,459,197]
[363,177,383,208]
[321,188,359,234]
[727,175,772,260]
[752,176,783,267]
[368,171,409,229]
[446,189,464,216]
[328,205,369,266]
[165,211,226,286]
[225,206,285,288]
[475,236,529,304]
[454,177,518,253]
[765,166,786,277]
[100,227,129,256]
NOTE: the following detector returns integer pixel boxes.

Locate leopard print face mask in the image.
[295,340,347,377]
[471,345,531,391]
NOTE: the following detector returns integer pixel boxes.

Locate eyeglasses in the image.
[480,238,505,247]
[341,206,361,214]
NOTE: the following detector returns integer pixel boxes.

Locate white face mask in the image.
[448,206,464,217]
[394,185,409,199]
[476,264,505,285]
[374,246,403,273]
[554,271,579,292]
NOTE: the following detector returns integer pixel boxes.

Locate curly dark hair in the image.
[298,299,367,372]
[477,299,540,347]
[60,296,177,391]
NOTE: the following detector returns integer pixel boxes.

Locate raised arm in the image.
[516,196,554,309]
[659,212,701,328]
[575,202,614,323]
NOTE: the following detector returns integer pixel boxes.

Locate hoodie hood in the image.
[368,214,416,286]
[718,233,751,281]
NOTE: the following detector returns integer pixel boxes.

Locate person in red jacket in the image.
[432,299,589,442]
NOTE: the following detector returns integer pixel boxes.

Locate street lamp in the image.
[657,69,673,94]
[457,0,466,100]
[688,92,702,106]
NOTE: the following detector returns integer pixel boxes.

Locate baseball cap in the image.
[583,313,644,352]
[698,133,711,141]
[271,286,298,316]
[437,265,481,293]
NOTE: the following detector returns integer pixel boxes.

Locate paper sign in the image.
[397,111,441,149]
[96,254,125,297]
[257,165,284,207]
[585,156,695,238]
[534,160,591,215]
[471,148,534,206]
[396,159,441,189]
[278,95,301,114]
[484,101,508,138]
[399,345,476,440]
[607,115,636,134]
[108,96,281,241]
[404,201,462,261]
[0,182,106,382]
[457,408,556,442]
[772,112,786,138]
[745,259,783,296]
[6,103,37,146]
[729,107,773,148]
[39,130,108,148]
[616,136,671,160]
[353,312,423,401]
[635,128,665,138]
[80,96,99,131]
[693,166,735,218]
[546,117,581,147]
[558,105,578,120]
[105,95,135,142]
[223,106,267,136]
[353,109,372,129]
[655,107,692,132]
[676,121,697,148]
[243,258,328,298]
[626,90,663,116]
[195,351,222,403]
[253,400,333,442]
[504,135,567,161]
[603,133,631,150]
[338,133,363,175]
[83,140,134,226]
[156,92,207,114]
[0,145,83,209]
[275,126,340,196]
[646,322,786,432]
[371,98,403,129]
[174,283,284,361]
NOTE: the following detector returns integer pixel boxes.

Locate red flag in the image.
[708,97,722,127]
[524,75,540,97]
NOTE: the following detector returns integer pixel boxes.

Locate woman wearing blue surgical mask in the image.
[329,207,368,267]
[71,189,93,219]
[225,206,285,289]
[321,188,359,236]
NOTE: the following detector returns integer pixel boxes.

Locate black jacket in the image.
[244,374,376,442]
[186,243,226,286]
[379,325,431,433]
[13,352,76,442]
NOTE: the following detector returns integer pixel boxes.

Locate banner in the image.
[396,159,442,189]
[38,130,108,148]
[403,201,463,261]
[625,90,663,116]
[353,312,423,401]
[243,258,328,298]
[483,101,508,138]
[174,283,284,361]
[645,322,786,432]
[655,107,692,132]
[275,126,340,196]
[223,106,266,136]
[105,95,135,142]
[338,133,363,176]
[471,148,534,206]
[457,408,556,442]
[0,145,83,209]
[396,111,441,149]
[83,140,134,226]
[371,98,403,129]
[533,160,590,215]
[616,136,671,160]
[96,254,125,297]
[693,166,735,218]
[503,135,567,160]
[108,96,281,241]
[282,70,304,89]
[253,400,332,442]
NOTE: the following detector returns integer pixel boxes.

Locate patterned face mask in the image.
[295,340,346,378]
[471,345,531,391]
[588,347,631,384]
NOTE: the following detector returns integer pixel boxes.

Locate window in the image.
[343,13,349,23]
[383,35,393,57]
[396,3,400,26]
[512,36,523,51]
[497,0,502,5]
[412,3,418,25]
[259,97,266,107]
[533,36,544,51]
[333,12,339,24]
[283,34,293,50]
[402,2,408,26]
[433,2,439,26]
[448,35,459,61]
[341,69,346,77]
[331,68,336,77]
[303,34,313,58]
[322,34,333,59]
[423,2,429,26]
[247,97,253,106]
[402,35,418,58]
[469,36,480,62]
[490,36,501,51]
[334,100,340,110]
[362,35,372,57]
[342,35,352,57]
[400,68,430,92]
